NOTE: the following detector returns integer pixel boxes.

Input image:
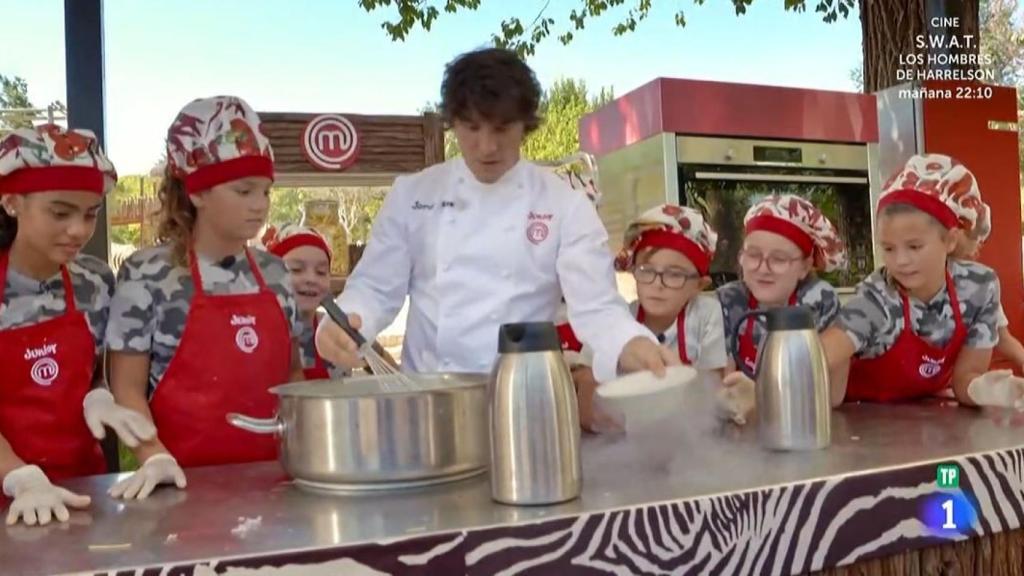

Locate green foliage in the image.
[357,0,855,58]
[522,78,612,161]
[110,224,141,246]
[0,75,34,130]
[0,74,67,130]
[423,78,612,161]
[268,187,387,245]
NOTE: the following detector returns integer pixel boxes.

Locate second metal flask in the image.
[489,322,582,505]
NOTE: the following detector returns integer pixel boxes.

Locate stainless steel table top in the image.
[4,398,1024,576]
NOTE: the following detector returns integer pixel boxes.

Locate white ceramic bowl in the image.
[595,365,698,431]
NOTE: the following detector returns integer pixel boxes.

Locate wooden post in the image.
[423,112,444,167]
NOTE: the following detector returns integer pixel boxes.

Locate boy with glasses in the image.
[572,204,726,430]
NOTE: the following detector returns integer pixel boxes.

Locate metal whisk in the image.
[319,298,417,392]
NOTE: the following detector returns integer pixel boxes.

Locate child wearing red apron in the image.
[0,126,156,525]
[106,96,305,500]
[571,204,725,430]
[264,223,361,380]
[716,195,847,422]
[613,204,725,371]
[821,154,1021,408]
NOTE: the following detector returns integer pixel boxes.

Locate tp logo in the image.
[937,463,959,488]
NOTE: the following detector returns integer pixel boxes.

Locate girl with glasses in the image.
[716,195,846,422]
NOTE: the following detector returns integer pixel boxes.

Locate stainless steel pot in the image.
[227,373,489,492]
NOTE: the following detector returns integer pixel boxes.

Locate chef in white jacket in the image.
[316,47,673,382]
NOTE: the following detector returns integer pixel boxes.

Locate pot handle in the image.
[226,413,283,436]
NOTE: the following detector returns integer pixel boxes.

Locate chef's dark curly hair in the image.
[156,166,195,266]
[0,206,16,250]
[440,47,542,133]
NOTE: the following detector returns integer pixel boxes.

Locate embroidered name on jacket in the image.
[527,212,553,245]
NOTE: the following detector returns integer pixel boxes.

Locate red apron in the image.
[557,323,584,354]
[846,272,967,403]
[0,251,105,481]
[636,306,690,365]
[302,314,331,380]
[149,248,291,468]
[737,292,798,373]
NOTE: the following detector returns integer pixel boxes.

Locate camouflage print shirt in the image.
[716,277,841,358]
[836,260,1000,358]
[298,311,349,379]
[105,245,302,394]
[0,254,114,356]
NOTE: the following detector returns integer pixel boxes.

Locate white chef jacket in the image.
[336,157,653,382]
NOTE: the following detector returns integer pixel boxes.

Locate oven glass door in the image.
[679,166,874,289]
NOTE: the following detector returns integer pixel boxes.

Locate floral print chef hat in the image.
[744,194,847,272]
[879,153,988,237]
[0,124,117,195]
[261,223,332,262]
[615,204,718,276]
[972,201,992,244]
[165,95,274,195]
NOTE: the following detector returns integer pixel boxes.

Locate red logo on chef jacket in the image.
[919,355,945,378]
[301,114,361,171]
[232,315,260,354]
[24,343,59,386]
[527,212,553,245]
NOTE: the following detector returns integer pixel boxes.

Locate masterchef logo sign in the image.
[301,114,361,171]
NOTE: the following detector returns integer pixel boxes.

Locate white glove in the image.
[716,372,757,425]
[3,465,90,526]
[83,389,157,448]
[108,454,187,500]
[967,370,1024,410]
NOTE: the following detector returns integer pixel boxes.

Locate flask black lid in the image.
[497,322,562,353]
[765,306,815,331]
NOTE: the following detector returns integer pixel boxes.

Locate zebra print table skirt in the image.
[17,404,1024,576]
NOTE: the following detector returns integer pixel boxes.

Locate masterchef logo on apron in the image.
[231,314,259,354]
[918,355,945,378]
[24,343,59,386]
[527,212,553,245]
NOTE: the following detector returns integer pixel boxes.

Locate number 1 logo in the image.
[941,499,956,529]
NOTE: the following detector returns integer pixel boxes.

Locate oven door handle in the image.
[692,171,868,185]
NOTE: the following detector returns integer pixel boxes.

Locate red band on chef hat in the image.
[744,214,815,257]
[1,166,106,195]
[184,156,275,195]
[267,232,332,263]
[876,188,960,230]
[634,228,712,276]
[0,125,117,195]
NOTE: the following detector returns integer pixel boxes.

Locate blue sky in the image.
[1,0,863,174]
